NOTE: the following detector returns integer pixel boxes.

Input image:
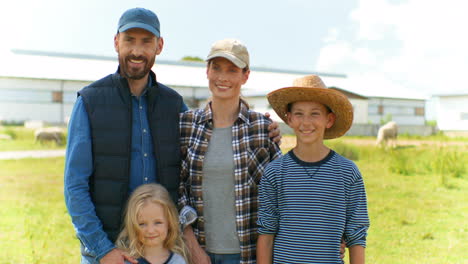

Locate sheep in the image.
[34,127,65,145]
[376,121,398,148]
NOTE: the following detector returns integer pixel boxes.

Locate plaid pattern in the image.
[178,101,282,264]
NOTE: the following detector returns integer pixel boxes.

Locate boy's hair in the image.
[116,184,190,262]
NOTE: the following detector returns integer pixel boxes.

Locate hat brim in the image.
[267,87,354,139]
[206,52,246,69]
[119,22,160,37]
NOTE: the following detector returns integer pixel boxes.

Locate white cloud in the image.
[315,43,352,70]
[350,0,400,41]
[315,0,468,98]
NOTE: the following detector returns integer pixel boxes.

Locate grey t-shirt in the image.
[202,126,241,254]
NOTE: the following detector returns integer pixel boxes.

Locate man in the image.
[64,7,183,264]
[64,8,279,264]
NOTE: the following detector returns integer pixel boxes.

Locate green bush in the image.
[388,149,414,176]
[2,128,17,140]
[385,145,467,188]
[430,148,466,179]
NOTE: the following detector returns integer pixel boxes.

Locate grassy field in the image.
[0,136,467,263]
[0,126,67,151]
[0,157,79,263]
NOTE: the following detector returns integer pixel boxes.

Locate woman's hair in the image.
[116,184,189,262]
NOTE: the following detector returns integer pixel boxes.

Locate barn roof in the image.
[0,49,426,100]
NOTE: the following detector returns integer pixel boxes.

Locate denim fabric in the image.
[80,244,99,264]
[128,90,157,192]
[64,96,115,260]
[65,76,188,260]
[207,252,241,264]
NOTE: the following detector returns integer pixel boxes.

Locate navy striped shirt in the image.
[257,150,370,264]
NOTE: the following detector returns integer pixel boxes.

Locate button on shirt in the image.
[64,77,188,261]
[129,90,156,191]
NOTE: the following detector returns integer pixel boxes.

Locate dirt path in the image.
[1,137,466,160]
[0,149,65,160]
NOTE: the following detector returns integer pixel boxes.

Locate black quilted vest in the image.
[78,70,182,242]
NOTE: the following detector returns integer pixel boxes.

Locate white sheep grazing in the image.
[34,127,65,145]
[376,121,398,148]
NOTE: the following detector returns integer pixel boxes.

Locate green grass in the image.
[0,158,79,263]
[0,138,467,263]
[359,151,467,264]
[0,126,67,151]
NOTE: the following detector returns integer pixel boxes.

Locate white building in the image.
[432,93,468,132]
[0,49,434,136]
[367,96,426,125]
[330,87,368,124]
[0,49,348,124]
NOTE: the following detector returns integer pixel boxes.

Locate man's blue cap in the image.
[117,8,160,37]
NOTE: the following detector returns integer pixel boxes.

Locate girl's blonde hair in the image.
[116,184,189,262]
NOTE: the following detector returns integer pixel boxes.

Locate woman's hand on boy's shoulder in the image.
[265,112,282,145]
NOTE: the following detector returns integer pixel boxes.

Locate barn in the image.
[0,49,436,136]
[0,49,348,124]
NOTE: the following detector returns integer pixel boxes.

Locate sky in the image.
[1,0,468,103]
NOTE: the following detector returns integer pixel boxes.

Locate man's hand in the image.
[183,226,211,264]
[264,112,282,144]
[100,248,137,264]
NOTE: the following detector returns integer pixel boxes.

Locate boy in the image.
[256,75,370,264]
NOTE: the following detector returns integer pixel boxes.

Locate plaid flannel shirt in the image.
[178,101,282,264]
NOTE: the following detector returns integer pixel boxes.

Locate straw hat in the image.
[267,75,353,139]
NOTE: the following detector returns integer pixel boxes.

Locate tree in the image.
[181,56,204,62]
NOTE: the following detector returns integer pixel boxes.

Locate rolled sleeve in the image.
[177,156,191,210]
[344,176,370,247]
[177,112,191,211]
[64,97,115,259]
[257,167,279,234]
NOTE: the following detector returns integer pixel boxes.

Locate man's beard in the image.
[118,54,155,80]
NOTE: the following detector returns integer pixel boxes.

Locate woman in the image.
[178,38,282,264]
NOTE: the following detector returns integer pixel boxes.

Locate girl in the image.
[116,183,189,264]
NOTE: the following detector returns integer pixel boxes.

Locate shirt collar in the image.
[115,66,154,97]
[139,73,153,97]
[198,99,250,125]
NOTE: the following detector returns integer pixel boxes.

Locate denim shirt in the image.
[129,89,156,191]
[64,77,188,262]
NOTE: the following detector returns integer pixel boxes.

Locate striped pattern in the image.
[178,101,282,264]
[258,150,369,264]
